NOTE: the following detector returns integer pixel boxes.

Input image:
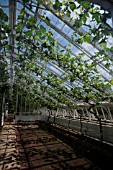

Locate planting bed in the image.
[0,121,101,170]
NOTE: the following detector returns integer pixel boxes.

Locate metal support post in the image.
[101,107,106,120]
[107,107,112,120]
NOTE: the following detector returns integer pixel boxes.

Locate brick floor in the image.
[0,122,101,170]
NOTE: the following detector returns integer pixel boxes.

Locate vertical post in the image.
[25,98,26,112]
[52,110,55,123]
[101,107,106,120]
[89,111,91,121]
[79,108,83,133]
[1,92,5,126]
[2,92,5,114]
[16,91,18,113]
[21,95,22,113]
[107,107,112,120]
[81,108,85,118]
[63,110,65,117]
[86,108,89,118]
[111,10,113,28]
[29,101,30,113]
[73,109,75,119]
[37,105,38,114]
[9,0,16,98]
[56,108,58,117]
[95,107,99,116]
[75,109,79,118]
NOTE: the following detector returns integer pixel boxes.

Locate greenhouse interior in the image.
[0,0,113,169]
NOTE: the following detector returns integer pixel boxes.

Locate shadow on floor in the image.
[0,122,100,170]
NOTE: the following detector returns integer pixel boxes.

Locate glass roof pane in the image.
[0,0,8,5]
[17,2,23,9]
[97,65,112,80]
[82,43,98,55]
[2,7,9,18]
[60,38,69,46]
[34,3,113,82]
[45,10,58,23]
[48,64,62,75]
[1,0,113,108]
[62,25,70,33]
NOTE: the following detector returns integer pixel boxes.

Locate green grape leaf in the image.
[40,25,46,32]
[110,79,113,85]
[70,2,76,11]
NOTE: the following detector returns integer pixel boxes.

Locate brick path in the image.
[0,122,100,170]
